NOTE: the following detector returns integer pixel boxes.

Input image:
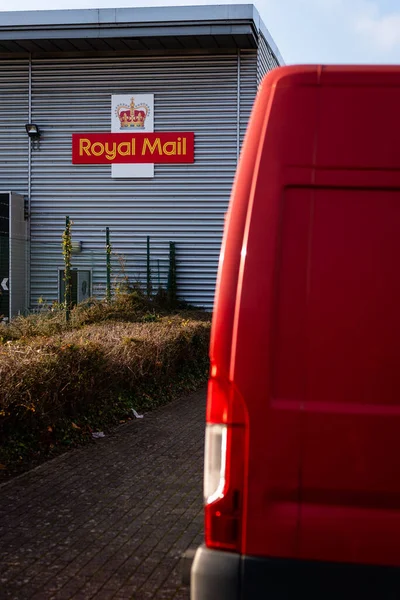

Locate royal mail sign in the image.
[112,93,154,178]
[71,94,195,178]
[72,132,194,164]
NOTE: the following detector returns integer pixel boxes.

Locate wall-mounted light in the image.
[71,241,82,254]
[25,123,41,139]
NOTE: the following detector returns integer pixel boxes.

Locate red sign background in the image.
[72,132,194,164]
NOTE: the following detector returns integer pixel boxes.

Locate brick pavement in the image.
[0,388,206,600]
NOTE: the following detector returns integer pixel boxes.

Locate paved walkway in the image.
[0,388,206,600]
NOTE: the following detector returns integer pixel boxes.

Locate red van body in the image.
[191,66,400,598]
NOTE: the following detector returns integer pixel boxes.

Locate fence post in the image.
[146,235,151,297]
[106,227,111,302]
[167,241,177,307]
[62,216,72,322]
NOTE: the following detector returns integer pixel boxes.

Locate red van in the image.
[190,65,400,598]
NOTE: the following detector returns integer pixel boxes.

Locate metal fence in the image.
[1,229,177,320]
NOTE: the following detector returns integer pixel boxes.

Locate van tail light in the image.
[204,424,228,505]
[204,375,247,553]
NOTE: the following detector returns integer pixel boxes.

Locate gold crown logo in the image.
[116,97,150,129]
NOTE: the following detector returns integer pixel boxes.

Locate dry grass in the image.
[0,293,211,474]
[0,317,210,411]
[0,290,162,341]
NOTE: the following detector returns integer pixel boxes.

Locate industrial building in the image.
[0,3,282,318]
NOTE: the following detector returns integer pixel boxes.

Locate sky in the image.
[0,0,400,65]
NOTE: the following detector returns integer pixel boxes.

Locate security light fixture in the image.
[25,123,41,139]
[71,241,82,254]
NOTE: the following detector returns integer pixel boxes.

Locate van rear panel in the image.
[192,65,400,600]
[224,66,400,566]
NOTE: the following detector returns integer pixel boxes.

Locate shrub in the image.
[0,287,176,342]
[0,312,211,477]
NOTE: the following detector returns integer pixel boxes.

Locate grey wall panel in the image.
[239,50,258,150]
[258,33,280,85]
[0,60,29,197]
[30,55,239,309]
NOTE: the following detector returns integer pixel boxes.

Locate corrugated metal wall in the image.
[0,60,29,196]
[239,50,258,150]
[30,53,242,309]
[0,40,278,311]
[258,33,280,85]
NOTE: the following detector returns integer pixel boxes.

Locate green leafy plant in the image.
[62,216,73,322]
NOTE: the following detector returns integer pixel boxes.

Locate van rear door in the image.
[297,187,400,566]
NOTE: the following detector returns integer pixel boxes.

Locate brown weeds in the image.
[0,294,211,473]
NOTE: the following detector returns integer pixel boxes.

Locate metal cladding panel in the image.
[30,54,239,309]
[239,50,258,150]
[258,32,280,85]
[0,60,29,197]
